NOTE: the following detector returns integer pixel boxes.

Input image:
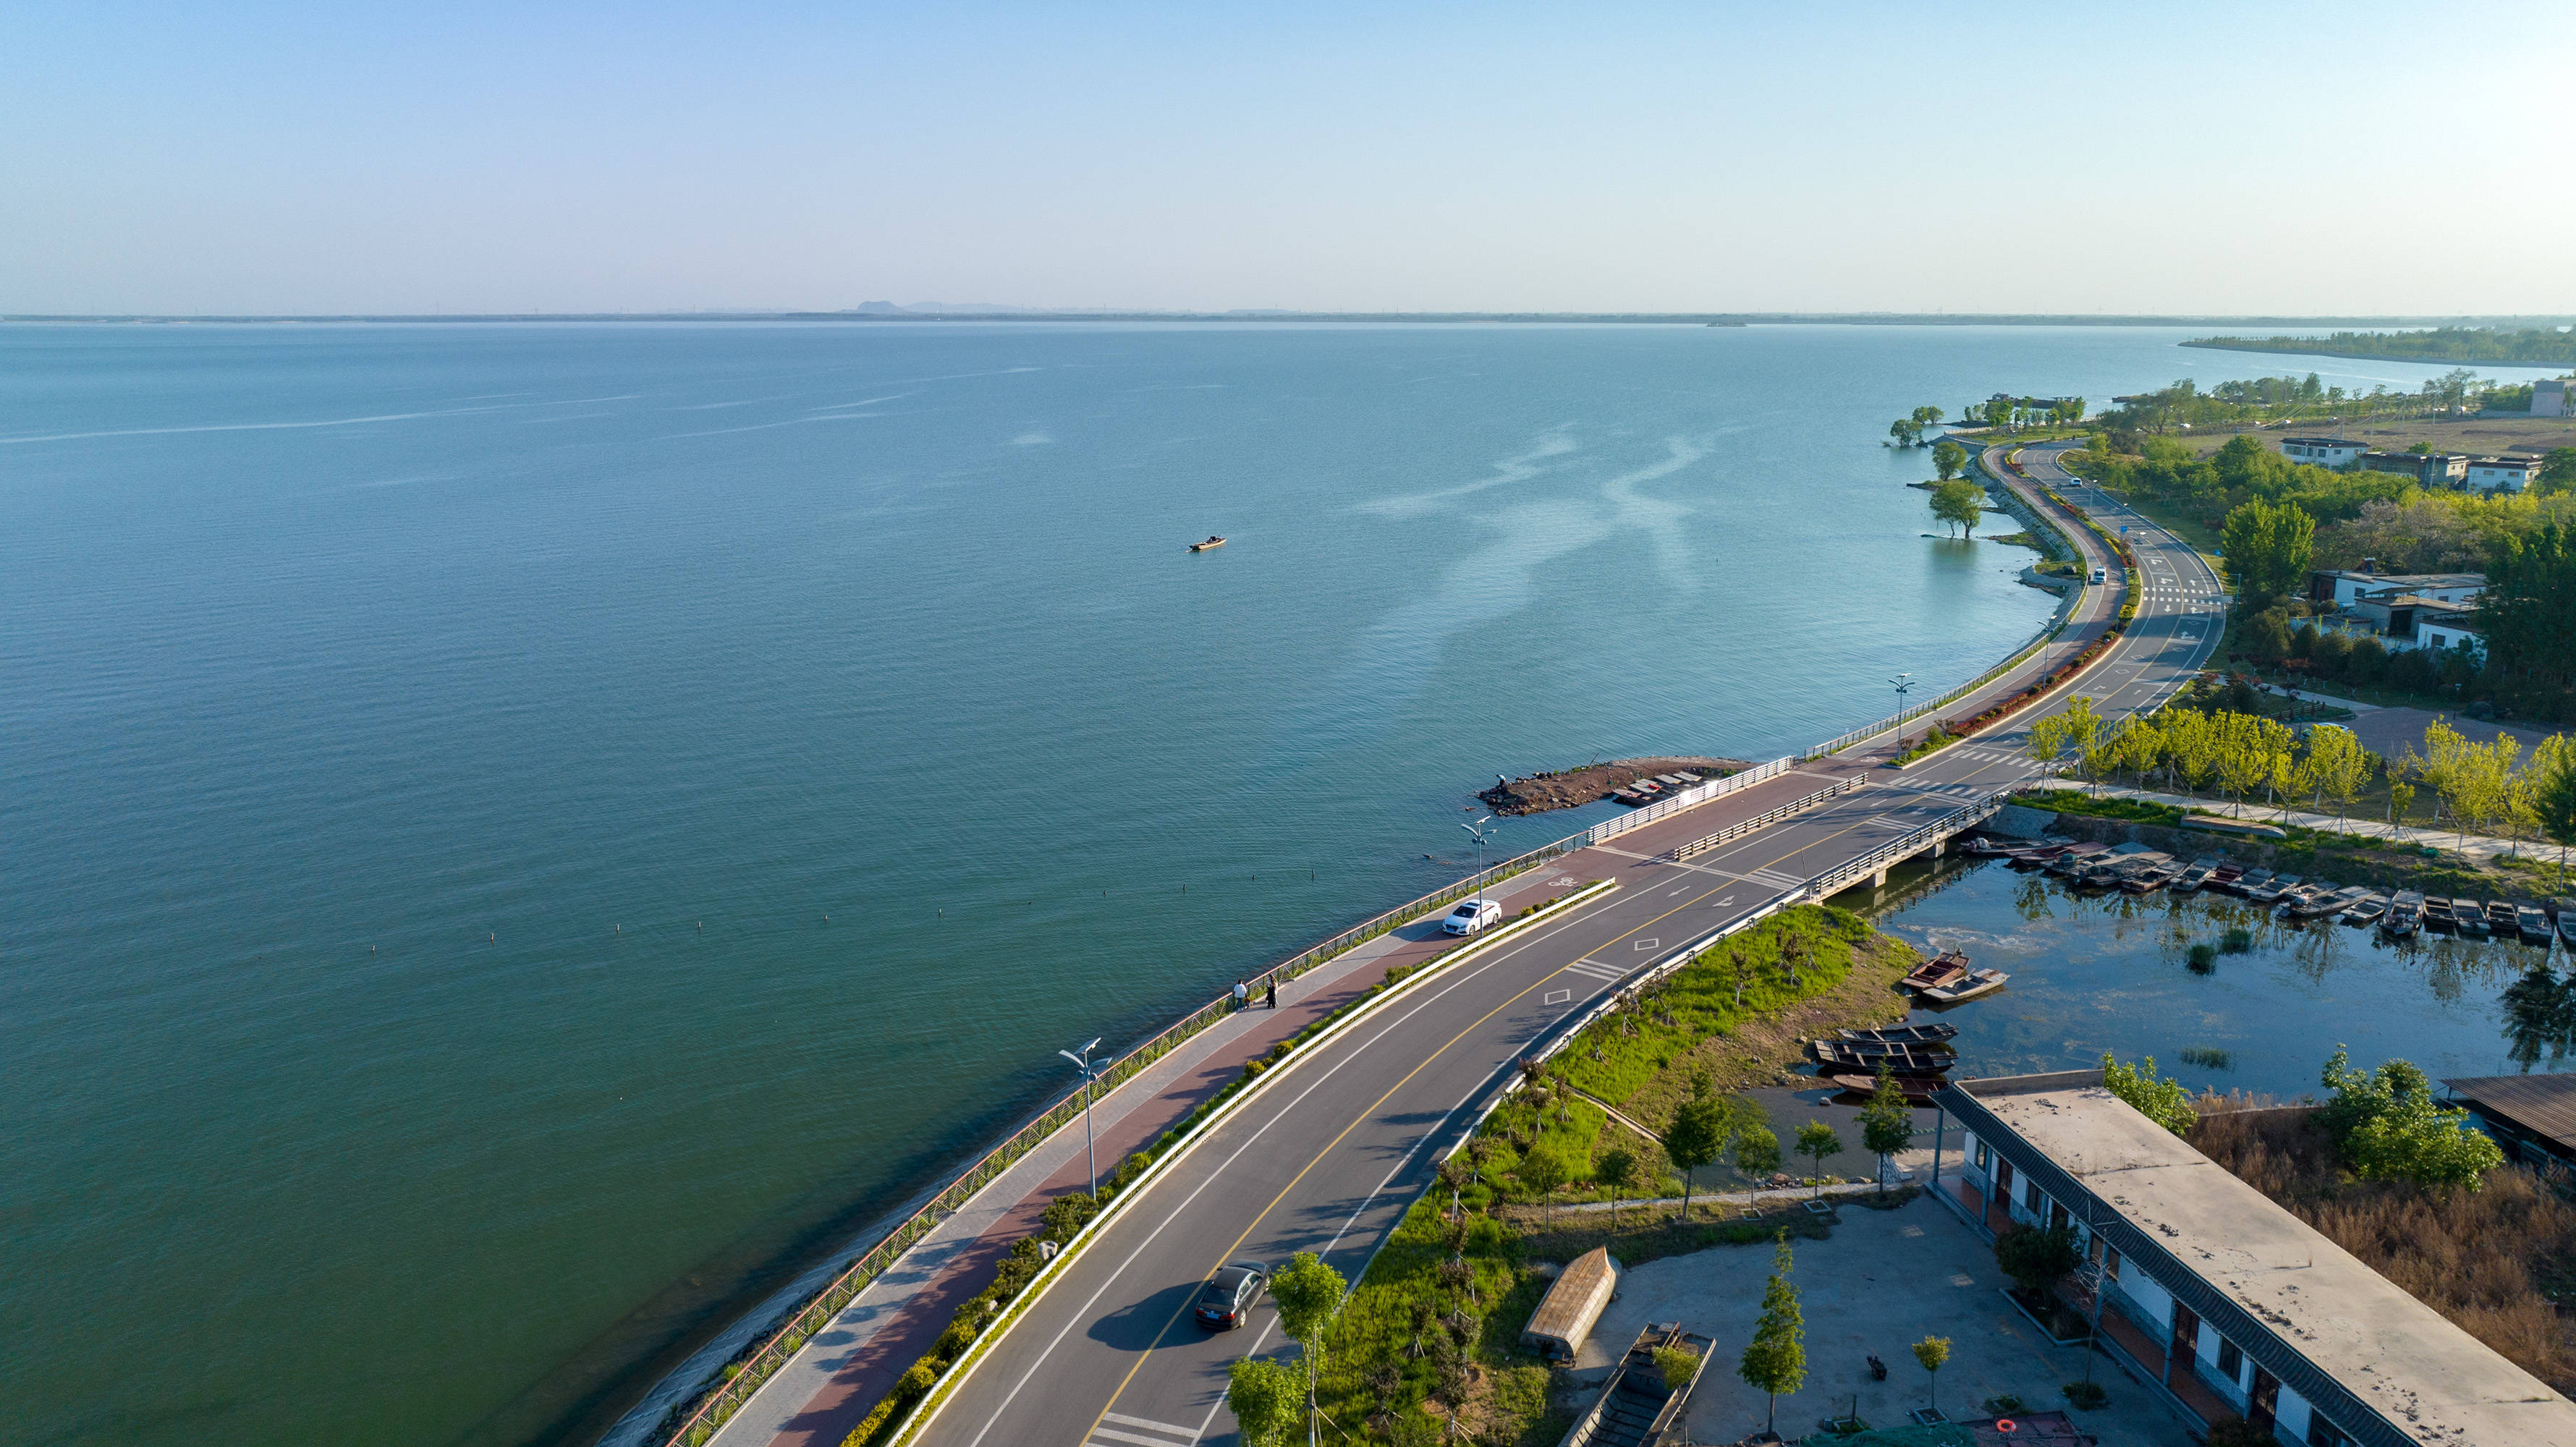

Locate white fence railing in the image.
[1669,778,1863,861]
[1578,755,1795,846]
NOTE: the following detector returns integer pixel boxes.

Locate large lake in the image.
[5,323,2557,1446]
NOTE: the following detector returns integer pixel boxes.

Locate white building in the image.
[1931,1072,2576,1447]
[2538,379,2571,418]
[2305,569,2484,609]
[2279,437,2364,468]
[2417,607,2486,661]
[2467,455,2543,493]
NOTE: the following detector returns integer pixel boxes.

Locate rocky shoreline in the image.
[1475,755,1751,815]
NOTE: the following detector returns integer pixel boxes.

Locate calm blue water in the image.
[4,323,2556,1447]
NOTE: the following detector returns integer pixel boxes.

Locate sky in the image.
[7,1,2575,317]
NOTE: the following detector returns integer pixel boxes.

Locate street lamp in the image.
[1890,673,1915,751]
[1056,1037,1106,1200]
[1460,815,1494,896]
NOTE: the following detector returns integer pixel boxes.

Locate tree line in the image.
[2189,327,2576,368]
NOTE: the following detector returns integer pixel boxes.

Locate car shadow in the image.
[1086,1280,1202,1351]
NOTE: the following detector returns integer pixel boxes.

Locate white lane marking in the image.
[1093,1430,1190,1447]
[1546,988,1573,1004]
[1103,1414,1198,1440]
[967,896,1610,1447]
[1635,938,1658,950]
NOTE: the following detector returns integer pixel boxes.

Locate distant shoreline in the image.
[12,310,2575,328]
[2180,338,2575,368]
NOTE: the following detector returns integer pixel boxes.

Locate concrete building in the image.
[2305,569,2483,610]
[2415,604,2486,660]
[2357,450,2470,488]
[2467,455,2543,493]
[2538,379,2571,419]
[2444,1074,2576,1181]
[1931,1072,2576,1447]
[2279,437,2365,468]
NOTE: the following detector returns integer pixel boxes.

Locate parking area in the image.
[1570,1192,2194,1446]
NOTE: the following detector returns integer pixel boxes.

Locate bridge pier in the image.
[1871,867,1887,888]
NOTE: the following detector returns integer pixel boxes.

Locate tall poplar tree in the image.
[1738,1234,1807,1437]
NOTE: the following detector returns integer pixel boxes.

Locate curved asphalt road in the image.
[902,441,2224,1447]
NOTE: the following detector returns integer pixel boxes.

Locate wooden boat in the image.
[2008,844,2072,870]
[2122,865,2177,894]
[2224,867,2271,898]
[2384,891,2424,940]
[2490,899,2520,937]
[2342,895,2388,928]
[1823,1071,1943,1104]
[2519,902,2554,946]
[2046,846,2111,878]
[2247,873,2300,904]
[2457,900,2493,939]
[1900,949,1972,993]
[2422,896,2457,933]
[2287,886,2365,921]
[1610,789,1647,805]
[1960,836,2019,858]
[2560,904,2576,949]
[2174,859,2216,893]
[1187,535,1226,551]
[1918,967,2011,1004]
[1839,1022,1959,1045]
[2207,862,2245,891]
[1811,1040,1953,1075]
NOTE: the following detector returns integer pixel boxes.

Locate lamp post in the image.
[1890,673,1915,752]
[1057,1037,1106,1200]
[1460,815,1494,904]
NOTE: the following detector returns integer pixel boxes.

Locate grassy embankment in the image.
[1308,906,1918,1444]
[2192,1100,2576,1392]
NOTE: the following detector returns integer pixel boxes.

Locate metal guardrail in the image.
[1669,778,1860,861]
[1580,755,1795,845]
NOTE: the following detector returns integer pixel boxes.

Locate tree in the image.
[2388,779,2416,841]
[1732,1121,1782,1181]
[1268,1252,1347,1443]
[2218,498,2316,606]
[2027,696,2102,789]
[2539,447,2576,496]
[1860,1068,1914,1195]
[1737,1234,1807,1438]
[1226,1355,1305,1447]
[1933,438,1968,481]
[2300,724,2376,833]
[1794,1120,1843,1197]
[1651,1343,1701,1393]
[2532,734,2576,886]
[2101,1053,2195,1135]
[1910,1335,1951,1416]
[1996,1222,2083,1296]
[1912,404,1945,439]
[1890,417,1923,449]
[2320,1047,2504,1191]
[1660,1090,1729,1223]
[1931,480,1984,538]
[1517,1144,1568,1228]
[1594,1145,1637,1231]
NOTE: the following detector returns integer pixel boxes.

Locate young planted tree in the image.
[1732,1121,1783,1184]
[2025,696,2102,790]
[1911,1335,1952,1417]
[1933,438,1968,481]
[2532,734,2576,886]
[2389,779,2417,841]
[1268,1252,1347,1444]
[1226,1356,1304,1447]
[1517,1143,1568,1229]
[1860,1068,1915,1196]
[1737,1234,1807,1438]
[2300,724,2377,833]
[1794,1120,1844,1197]
[1931,480,1985,539]
[1594,1145,1638,1231]
[1996,1223,2083,1298]
[1660,1090,1730,1223]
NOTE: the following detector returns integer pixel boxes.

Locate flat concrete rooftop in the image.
[1967,1082,2576,1446]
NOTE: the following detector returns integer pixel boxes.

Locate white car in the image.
[2089,567,2108,585]
[1442,899,1503,935]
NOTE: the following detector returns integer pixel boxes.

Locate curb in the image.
[886,875,1623,1446]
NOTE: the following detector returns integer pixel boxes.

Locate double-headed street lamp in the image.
[1890,673,1915,750]
[1057,1037,1107,1200]
[1460,815,1495,895]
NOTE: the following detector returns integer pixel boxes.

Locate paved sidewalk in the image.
[2072,784,2546,865]
[705,867,1589,1447]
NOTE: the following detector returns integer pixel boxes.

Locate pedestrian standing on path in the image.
[1265,980,1276,1011]
[1232,978,1247,1011]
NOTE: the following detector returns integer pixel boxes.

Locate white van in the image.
[2089,567,2108,585]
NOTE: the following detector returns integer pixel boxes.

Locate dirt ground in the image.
[2179,413,2576,460]
[1478,755,1750,815]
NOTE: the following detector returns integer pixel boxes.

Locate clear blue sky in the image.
[8,1,2572,315]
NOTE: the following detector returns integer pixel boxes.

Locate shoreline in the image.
[2179,338,2576,370]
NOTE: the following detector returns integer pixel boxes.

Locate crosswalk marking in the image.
[1093,1429,1192,1447]
[1103,1414,1198,1440]
[1564,959,1625,982]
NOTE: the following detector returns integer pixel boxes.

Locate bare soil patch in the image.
[1476,755,1748,816]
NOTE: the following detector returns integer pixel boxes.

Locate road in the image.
[894,442,2227,1447]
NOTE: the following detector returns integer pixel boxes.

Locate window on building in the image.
[1974,1142,1989,1171]
[2308,1417,2352,1447]
[2216,1337,2242,1381]
[2025,1178,2044,1213]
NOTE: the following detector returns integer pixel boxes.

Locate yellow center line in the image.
[1082,868,1751,1437]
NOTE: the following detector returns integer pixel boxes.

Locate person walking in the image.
[1232,978,1248,1011]
[1264,980,1276,1011]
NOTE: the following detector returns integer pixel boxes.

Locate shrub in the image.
[1994,1223,2081,1294]
[2185,943,2218,972]
[2219,927,2255,954]
[2062,1380,2107,1409]
[1652,1343,1700,1392]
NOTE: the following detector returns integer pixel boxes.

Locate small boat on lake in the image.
[2519,902,2553,946]
[2225,867,2271,898]
[1187,535,1226,551]
[2008,844,2072,870]
[2423,896,2457,933]
[2174,859,2216,893]
[2247,873,2299,904]
[1811,1039,1953,1075]
[1900,949,1972,993]
[1918,967,2011,1004]
[2342,894,2388,928]
[2559,900,2576,948]
[2384,891,2425,940]
[1960,836,2018,858]
[1839,1022,1959,1045]
[2490,899,2520,937]
[2457,899,2493,939]
[1823,1071,1943,1104]
[2122,865,2178,894]
[2047,846,2111,878]
[2208,862,2246,891]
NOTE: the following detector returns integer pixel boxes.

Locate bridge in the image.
[664,441,2226,1447]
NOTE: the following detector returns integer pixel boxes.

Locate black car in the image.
[1195,1260,1268,1330]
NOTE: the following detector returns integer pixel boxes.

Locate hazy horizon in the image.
[9,1,2575,317]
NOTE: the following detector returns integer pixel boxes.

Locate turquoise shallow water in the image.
[3,323,2551,1446]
